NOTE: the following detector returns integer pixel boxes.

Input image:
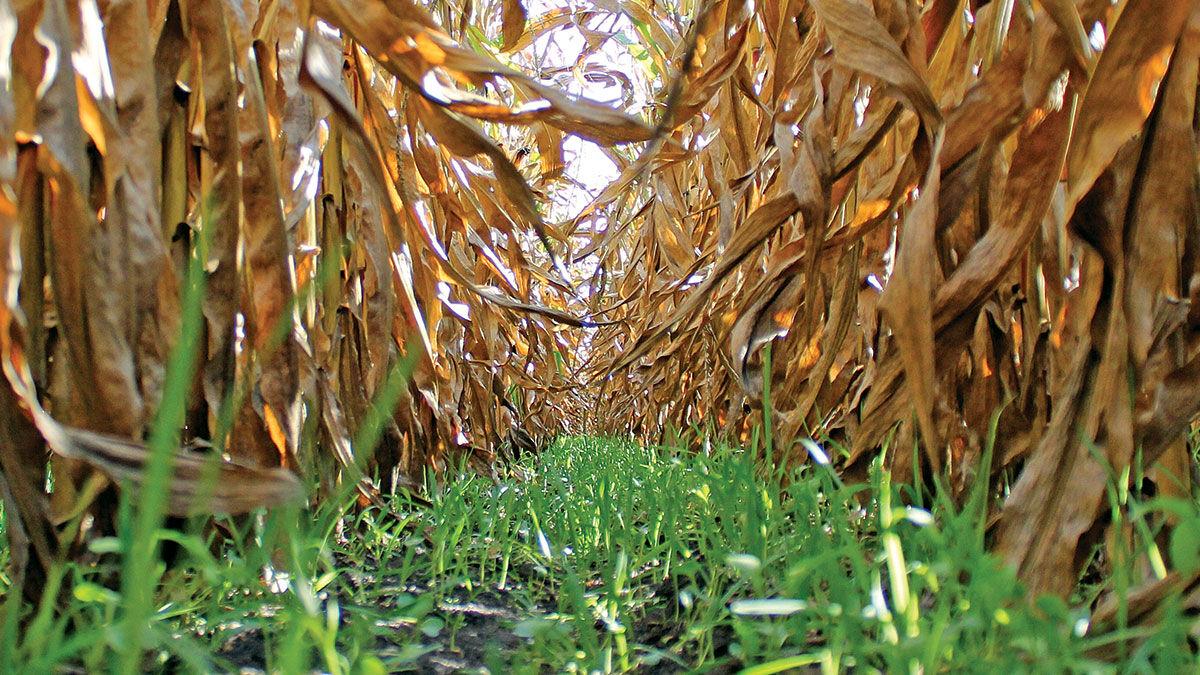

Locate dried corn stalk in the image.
[0,0,1198,614]
[578,0,1200,602]
[0,0,654,596]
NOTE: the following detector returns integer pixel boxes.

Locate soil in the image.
[211,573,718,674]
[210,525,732,673]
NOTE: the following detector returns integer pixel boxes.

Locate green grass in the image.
[0,435,1197,672]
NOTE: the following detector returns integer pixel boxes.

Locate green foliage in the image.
[1,436,1197,672]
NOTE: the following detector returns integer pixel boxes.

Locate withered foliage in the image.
[0,0,651,597]
[578,0,1200,605]
[0,0,1197,621]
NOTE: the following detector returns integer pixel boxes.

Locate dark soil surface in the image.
[212,574,715,674]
